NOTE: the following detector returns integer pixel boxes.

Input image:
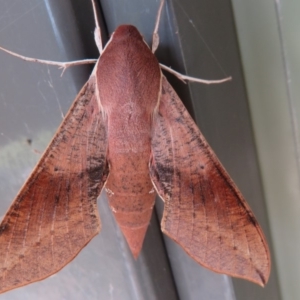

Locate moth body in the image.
[97,25,161,257]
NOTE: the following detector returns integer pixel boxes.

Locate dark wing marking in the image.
[150,76,270,286]
[0,74,108,293]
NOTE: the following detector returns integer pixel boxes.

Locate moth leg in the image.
[152,0,165,53]
[159,63,232,84]
[91,0,103,54]
[0,45,97,74]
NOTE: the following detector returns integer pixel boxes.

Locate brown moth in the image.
[0,0,270,293]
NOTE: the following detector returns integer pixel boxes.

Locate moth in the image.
[0,0,270,293]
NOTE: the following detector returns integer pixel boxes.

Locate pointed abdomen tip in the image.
[120,225,149,259]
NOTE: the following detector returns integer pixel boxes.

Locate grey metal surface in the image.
[0,0,280,299]
[232,0,298,299]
